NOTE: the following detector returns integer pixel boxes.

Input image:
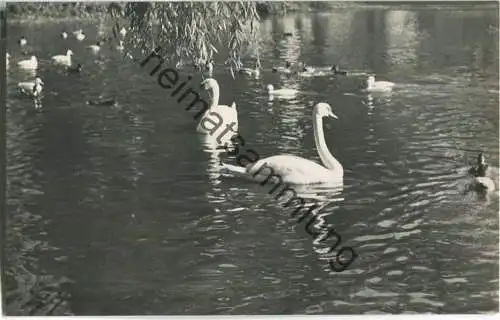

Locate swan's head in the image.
[201,78,218,91]
[67,50,74,56]
[34,77,44,86]
[315,103,338,119]
[266,84,274,92]
[30,56,37,61]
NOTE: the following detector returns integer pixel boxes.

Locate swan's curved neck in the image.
[313,114,343,174]
[209,83,220,109]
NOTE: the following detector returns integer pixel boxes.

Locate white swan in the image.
[222,103,344,185]
[61,31,68,39]
[17,56,38,70]
[198,78,238,137]
[6,53,9,69]
[52,50,73,66]
[366,75,394,92]
[266,84,298,97]
[88,42,101,53]
[18,77,44,97]
[74,30,86,41]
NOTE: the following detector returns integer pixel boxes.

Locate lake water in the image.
[4,4,499,315]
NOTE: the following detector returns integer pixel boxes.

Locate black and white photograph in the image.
[1,0,499,315]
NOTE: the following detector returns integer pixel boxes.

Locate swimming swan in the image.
[198,78,238,136]
[366,75,394,92]
[88,42,101,53]
[222,103,344,184]
[17,56,38,70]
[18,77,44,97]
[267,84,298,97]
[74,30,86,41]
[52,50,73,66]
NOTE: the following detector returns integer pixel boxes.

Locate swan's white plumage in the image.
[52,50,73,66]
[75,31,86,41]
[197,78,238,135]
[367,75,394,92]
[222,103,344,185]
[17,56,38,70]
[247,155,342,185]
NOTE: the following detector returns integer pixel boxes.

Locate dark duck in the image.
[86,96,117,106]
[67,63,83,74]
[331,64,347,76]
[468,153,495,193]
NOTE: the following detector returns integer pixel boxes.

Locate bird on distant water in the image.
[52,50,74,66]
[74,29,86,41]
[18,76,44,98]
[17,56,38,70]
[266,84,298,97]
[18,36,27,46]
[61,30,68,39]
[86,96,117,106]
[67,63,83,74]
[468,153,495,193]
[88,42,102,53]
[366,75,394,92]
[331,65,347,76]
[116,40,124,51]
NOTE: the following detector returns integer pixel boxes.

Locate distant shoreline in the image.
[5,1,498,22]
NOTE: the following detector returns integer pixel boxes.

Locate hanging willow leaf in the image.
[110,1,261,77]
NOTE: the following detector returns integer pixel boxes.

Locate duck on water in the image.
[468,153,495,194]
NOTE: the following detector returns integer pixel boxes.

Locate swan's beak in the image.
[329,112,338,119]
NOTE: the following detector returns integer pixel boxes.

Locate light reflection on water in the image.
[5,4,499,315]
